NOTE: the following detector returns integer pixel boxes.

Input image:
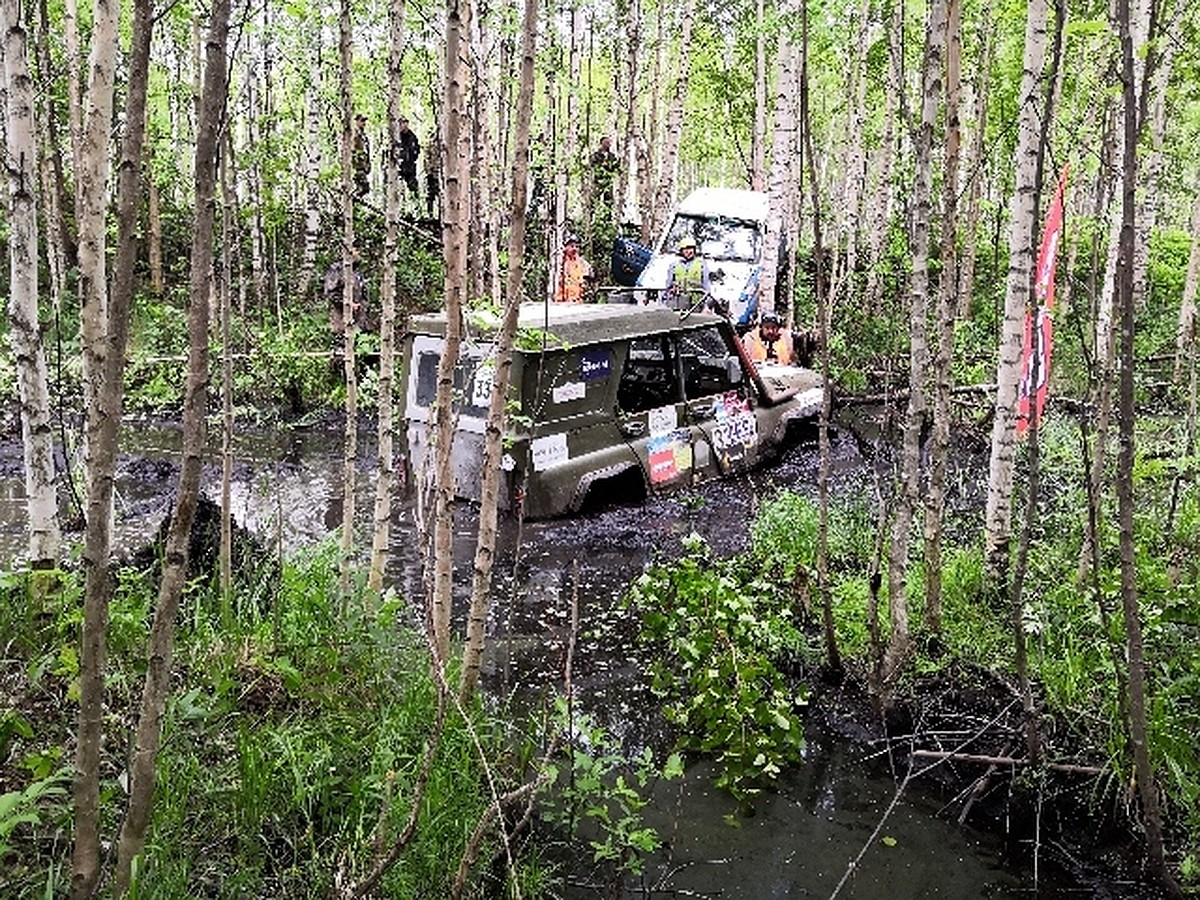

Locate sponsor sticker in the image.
[530,433,569,471]
[552,381,586,403]
[647,429,693,484]
[647,404,677,437]
[581,347,612,381]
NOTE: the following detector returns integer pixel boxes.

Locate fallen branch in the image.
[910,749,1103,775]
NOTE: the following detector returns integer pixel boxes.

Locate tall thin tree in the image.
[114,0,228,889]
[460,0,538,700]
[2,0,60,572]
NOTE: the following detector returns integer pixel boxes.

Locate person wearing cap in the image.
[742,311,795,366]
[554,233,593,303]
[665,234,710,308]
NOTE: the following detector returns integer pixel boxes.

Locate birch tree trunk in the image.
[617,0,640,224]
[3,0,60,570]
[1115,2,1177,893]
[74,0,117,419]
[651,0,696,233]
[337,0,359,600]
[460,0,537,700]
[862,0,901,312]
[296,30,323,302]
[220,147,234,611]
[146,143,164,296]
[70,0,122,890]
[922,0,962,632]
[956,7,993,318]
[881,0,945,691]
[982,0,1048,582]
[33,0,71,311]
[799,0,839,672]
[113,0,225,889]
[431,0,472,662]
[1173,188,1200,382]
[751,0,766,188]
[368,0,409,592]
[756,39,797,315]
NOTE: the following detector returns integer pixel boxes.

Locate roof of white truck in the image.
[676,187,770,221]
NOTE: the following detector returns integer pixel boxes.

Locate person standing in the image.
[423,129,441,220]
[352,113,371,199]
[554,234,593,303]
[397,116,421,205]
[742,312,795,366]
[589,136,619,221]
[664,235,710,309]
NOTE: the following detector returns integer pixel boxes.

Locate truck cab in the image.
[629,187,786,332]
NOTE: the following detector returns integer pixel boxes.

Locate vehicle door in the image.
[675,324,764,474]
[615,334,717,489]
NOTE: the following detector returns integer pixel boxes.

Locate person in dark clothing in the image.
[424,129,440,220]
[398,117,420,202]
[352,114,371,199]
[589,136,619,220]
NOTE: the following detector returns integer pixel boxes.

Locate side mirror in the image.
[725,355,743,385]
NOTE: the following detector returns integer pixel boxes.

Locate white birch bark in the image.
[296,32,322,302]
[1174,188,1200,383]
[757,39,797,315]
[882,0,945,689]
[982,0,1049,578]
[431,0,472,661]
[651,0,696,233]
[368,0,408,592]
[863,0,901,310]
[337,0,359,600]
[460,0,538,700]
[3,0,60,568]
[751,0,766,189]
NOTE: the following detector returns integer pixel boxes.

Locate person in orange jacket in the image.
[554,233,593,303]
[742,311,795,366]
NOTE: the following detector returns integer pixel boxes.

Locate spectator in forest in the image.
[398,117,421,204]
[664,234,710,310]
[554,233,593,304]
[742,311,795,366]
[424,129,441,220]
[352,114,370,199]
[589,136,619,220]
[324,250,368,336]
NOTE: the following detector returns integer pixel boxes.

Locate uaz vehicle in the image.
[617,187,787,332]
[399,303,822,518]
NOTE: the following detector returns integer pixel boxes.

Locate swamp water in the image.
[0,419,1145,898]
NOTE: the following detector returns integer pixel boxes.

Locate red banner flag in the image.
[1017,167,1069,436]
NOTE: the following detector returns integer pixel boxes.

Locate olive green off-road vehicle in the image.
[399,303,823,518]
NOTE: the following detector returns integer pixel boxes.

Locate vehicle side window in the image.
[618,336,682,414]
[678,326,743,398]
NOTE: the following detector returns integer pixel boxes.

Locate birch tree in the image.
[337,0,360,599]
[1173,187,1200,382]
[650,0,697,234]
[460,0,538,700]
[2,0,60,571]
[71,0,153,890]
[881,0,945,691]
[368,0,408,591]
[430,0,472,662]
[114,0,227,889]
[982,0,1049,582]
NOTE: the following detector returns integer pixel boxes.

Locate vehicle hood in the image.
[635,255,760,327]
[753,362,824,414]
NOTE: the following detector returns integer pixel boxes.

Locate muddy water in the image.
[0,418,1121,897]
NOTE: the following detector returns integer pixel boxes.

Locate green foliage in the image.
[0,768,70,860]
[541,699,681,877]
[628,534,808,802]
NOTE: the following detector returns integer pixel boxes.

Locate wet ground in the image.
[0,414,1149,898]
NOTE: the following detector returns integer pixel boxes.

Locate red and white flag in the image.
[1017,166,1069,436]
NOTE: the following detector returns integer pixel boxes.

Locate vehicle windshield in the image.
[662,213,761,263]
